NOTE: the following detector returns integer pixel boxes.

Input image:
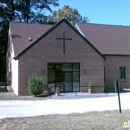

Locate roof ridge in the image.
[76,22,130,27]
[10,21,54,26]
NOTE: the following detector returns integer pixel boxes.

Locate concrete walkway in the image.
[0,92,130,119]
[51,92,117,99]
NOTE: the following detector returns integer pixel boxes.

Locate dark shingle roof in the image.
[76,23,130,55]
[10,19,104,59]
[10,20,130,57]
[10,22,53,56]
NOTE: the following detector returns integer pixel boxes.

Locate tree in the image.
[45,11,57,24]
[47,5,89,25]
[0,0,59,83]
[0,22,8,82]
[15,0,59,23]
[0,0,17,22]
[0,0,59,23]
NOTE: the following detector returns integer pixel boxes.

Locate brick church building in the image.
[7,19,130,95]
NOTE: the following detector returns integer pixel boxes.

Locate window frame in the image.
[119,67,126,81]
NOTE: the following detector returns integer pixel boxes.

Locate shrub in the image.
[88,83,92,89]
[28,74,44,96]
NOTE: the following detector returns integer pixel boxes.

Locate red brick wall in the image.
[18,22,104,95]
[105,55,130,90]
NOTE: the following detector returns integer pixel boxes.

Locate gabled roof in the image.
[10,19,104,60]
[10,22,53,56]
[76,22,130,55]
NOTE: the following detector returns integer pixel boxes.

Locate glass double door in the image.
[56,72,72,92]
[48,63,80,92]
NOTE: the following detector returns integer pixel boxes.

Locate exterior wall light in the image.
[83,70,86,74]
[42,70,44,74]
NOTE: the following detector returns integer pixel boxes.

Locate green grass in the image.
[0,92,51,100]
[0,110,129,130]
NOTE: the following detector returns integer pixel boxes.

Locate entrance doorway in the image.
[56,72,73,92]
[48,63,80,92]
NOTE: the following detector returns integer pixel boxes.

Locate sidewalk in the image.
[51,92,117,99]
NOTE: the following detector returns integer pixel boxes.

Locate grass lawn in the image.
[0,92,51,100]
[0,110,130,130]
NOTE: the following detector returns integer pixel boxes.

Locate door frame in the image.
[47,63,80,92]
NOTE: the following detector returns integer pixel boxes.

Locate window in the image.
[73,64,80,71]
[119,67,126,80]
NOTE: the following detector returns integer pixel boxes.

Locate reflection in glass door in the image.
[73,72,80,91]
[64,72,72,92]
[56,72,64,92]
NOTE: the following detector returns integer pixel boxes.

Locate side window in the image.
[119,67,126,80]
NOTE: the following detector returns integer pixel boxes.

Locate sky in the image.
[46,0,130,26]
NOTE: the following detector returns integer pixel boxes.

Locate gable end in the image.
[14,19,105,60]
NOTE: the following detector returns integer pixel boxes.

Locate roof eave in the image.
[15,19,105,60]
